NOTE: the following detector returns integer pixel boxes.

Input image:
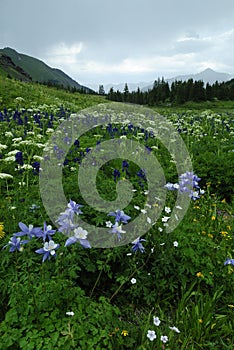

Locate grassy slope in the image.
[0,75,106,111]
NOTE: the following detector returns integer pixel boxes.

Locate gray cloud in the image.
[1,0,234,86]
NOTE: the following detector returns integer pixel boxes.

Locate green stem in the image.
[90,268,103,298]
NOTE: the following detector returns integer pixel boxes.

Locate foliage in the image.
[0,76,233,349]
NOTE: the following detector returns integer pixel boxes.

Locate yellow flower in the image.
[198,319,203,324]
[196,272,204,278]
[211,215,216,221]
[227,226,231,231]
[208,233,213,239]
[0,222,5,239]
[209,272,213,275]
[121,330,128,336]
[221,231,228,236]
[228,305,234,308]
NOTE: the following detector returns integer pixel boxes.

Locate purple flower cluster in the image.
[165,171,203,200]
[3,221,59,262]
[108,209,131,241]
[2,200,91,262]
[56,200,91,248]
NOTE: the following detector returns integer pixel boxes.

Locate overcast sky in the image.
[1,0,234,88]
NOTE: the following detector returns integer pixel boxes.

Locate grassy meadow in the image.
[0,76,233,349]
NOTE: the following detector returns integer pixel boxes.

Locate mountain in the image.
[0,52,32,81]
[0,47,92,92]
[142,68,233,91]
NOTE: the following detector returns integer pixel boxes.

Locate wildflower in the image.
[0,223,5,239]
[169,326,180,333]
[131,278,136,284]
[14,222,42,239]
[35,240,60,262]
[165,206,171,213]
[224,258,234,266]
[147,217,151,224]
[196,272,204,277]
[15,151,24,165]
[110,222,126,240]
[37,222,56,242]
[57,200,83,222]
[3,236,28,252]
[65,227,91,248]
[108,209,131,223]
[173,241,178,247]
[113,169,120,182]
[198,319,203,324]
[105,221,112,228]
[153,316,161,326]
[147,330,156,341]
[162,216,170,222]
[0,171,13,180]
[66,311,74,316]
[121,330,128,336]
[161,335,168,343]
[211,215,216,221]
[132,237,146,253]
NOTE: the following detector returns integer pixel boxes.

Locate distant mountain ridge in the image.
[0,47,92,92]
[98,68,233,93]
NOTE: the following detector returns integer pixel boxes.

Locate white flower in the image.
[20,164,33,170]
[105,221,113,228]
[74,227,88,240]
[147,217,151,224]
[126,253,132,256]
[5,131,13,137]
[66,311,74,316]
[134,205,140,210]
[165,206,171,213]
[7,150,21,156]
[4,156,15,162]
[176,205,182,210]
[147,330,156,341]
[141,209,147,214]
[160,335,168,343]
[169,326,180,333]
[153,316,161,326]
[160,242,165,246]
[158,227,163,232]
[44,240,59,255]
[131,278,136,284]
[173,241,178,247]
[0,144,7,150]
[0,173,13,179]
[162,216,170,222]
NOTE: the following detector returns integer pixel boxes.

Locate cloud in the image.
[45,42,83,67]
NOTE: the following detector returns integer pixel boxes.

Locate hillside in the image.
[0,47,92,93]
[0,52,32,82]
[0,74,106,111]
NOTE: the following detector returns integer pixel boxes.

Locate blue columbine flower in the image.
[131,237,146,253]
[65,227,91,248]
[36,222,56,242]
[35,240,60,262]
[109,222,126,240]
[14,222,42,240]
[224,258,234,266]
[3,236,28,252]
[108,209,131,224]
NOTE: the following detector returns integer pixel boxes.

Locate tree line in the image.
[102,78,234,105]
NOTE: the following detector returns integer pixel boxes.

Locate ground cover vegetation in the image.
[0,76,233,349]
